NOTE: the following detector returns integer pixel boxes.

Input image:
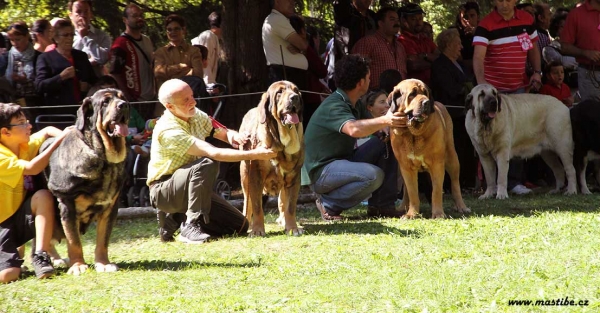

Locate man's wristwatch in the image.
[533,70,543,75]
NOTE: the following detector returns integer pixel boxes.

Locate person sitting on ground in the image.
[147,79,277,243]
[0,103,70,283]
[539,60,574,107]
[304,54,407,221]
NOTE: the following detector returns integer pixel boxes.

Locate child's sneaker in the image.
[32,251,55,279]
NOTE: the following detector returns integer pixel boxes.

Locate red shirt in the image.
[397,31,436,84]
[539,83,572,107]
[473,8,538,92]
[352,31,407,90]
[560,0,600,66]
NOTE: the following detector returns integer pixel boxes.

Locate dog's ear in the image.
[76,97,93,131]
[423,99,434,115]
[387,89,401,113]
[426,86,434,105]
[496,92,502,112]
[258,91,270,124]
[297,90,303,123]
[464,93,474,115]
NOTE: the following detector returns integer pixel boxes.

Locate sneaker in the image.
[315,198,342,221]
[32,251,55,279]
[157,211,185,242]
[510,184,533,195]
[367,206,404,218]
[179,222,212,244]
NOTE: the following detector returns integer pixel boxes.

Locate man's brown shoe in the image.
[315,199,342,221]
[367,206,404,218]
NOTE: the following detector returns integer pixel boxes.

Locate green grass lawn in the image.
[2,192,600,313]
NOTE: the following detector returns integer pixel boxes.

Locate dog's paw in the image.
[95,263,118,273]
[276,216,285,227]
[495,192,509,200]
[248,229,266,237]
[52,258,69,268]
[431,212,446,219]
[456,207,471,214]
[286,227,304,236]
[402,211,421,219]
[581,187,592,195]
[478,192,494,200]
[548,188,561,194]
[67,262,89,275]
[564,188,577,196]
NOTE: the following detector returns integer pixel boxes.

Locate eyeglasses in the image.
[57,32,75,38]
[166,27,182,33]
[4,120,30,128]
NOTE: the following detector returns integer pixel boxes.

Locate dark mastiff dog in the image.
[42,88,130,275]
[570,99,600,194]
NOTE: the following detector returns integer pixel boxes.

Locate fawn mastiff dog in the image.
[239,81,304,236]
[389,79,470,218]
[465,84,577,199]
[42,88,129,275]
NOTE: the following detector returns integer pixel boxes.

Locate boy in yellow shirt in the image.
[0,103,69,283]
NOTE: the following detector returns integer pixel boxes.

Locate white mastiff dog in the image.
[465,84,577,199]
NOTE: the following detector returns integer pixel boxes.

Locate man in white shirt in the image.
[262,0,308,89]
[69,0,112,77]
[191,12,221,85]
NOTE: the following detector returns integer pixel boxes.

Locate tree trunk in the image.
[220,0,271,129]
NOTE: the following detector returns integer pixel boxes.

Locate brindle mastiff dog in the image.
[389,79,470,218]
[42,88,129,275]
[239,81,304,236]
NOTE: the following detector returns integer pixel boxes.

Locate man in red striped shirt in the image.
[473,0,542,93]
[472,0,543,196]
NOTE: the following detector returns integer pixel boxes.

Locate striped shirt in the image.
[147,108,213,185]
[473,9,538,92]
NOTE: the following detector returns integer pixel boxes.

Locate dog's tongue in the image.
[284,113,300,124]
[488,112,497,119]
[114,123,129,137]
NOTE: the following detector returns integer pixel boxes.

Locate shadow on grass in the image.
[449,192,600,218]
[116,259,261,271]
[302,221,422,237]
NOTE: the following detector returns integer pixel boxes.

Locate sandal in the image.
[315,199,342,221]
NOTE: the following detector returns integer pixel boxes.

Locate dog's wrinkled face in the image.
[465,84,501,123]
[388,79,433,129]
[76,88,130,137]
[259,81,302,127]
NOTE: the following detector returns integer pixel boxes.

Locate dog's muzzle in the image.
[281,94,301,127]
[107,100,130,137]
[482,98,498,121]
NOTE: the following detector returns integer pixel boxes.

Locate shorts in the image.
[0,196,35,271]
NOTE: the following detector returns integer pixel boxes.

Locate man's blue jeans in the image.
[312,137,398,215]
